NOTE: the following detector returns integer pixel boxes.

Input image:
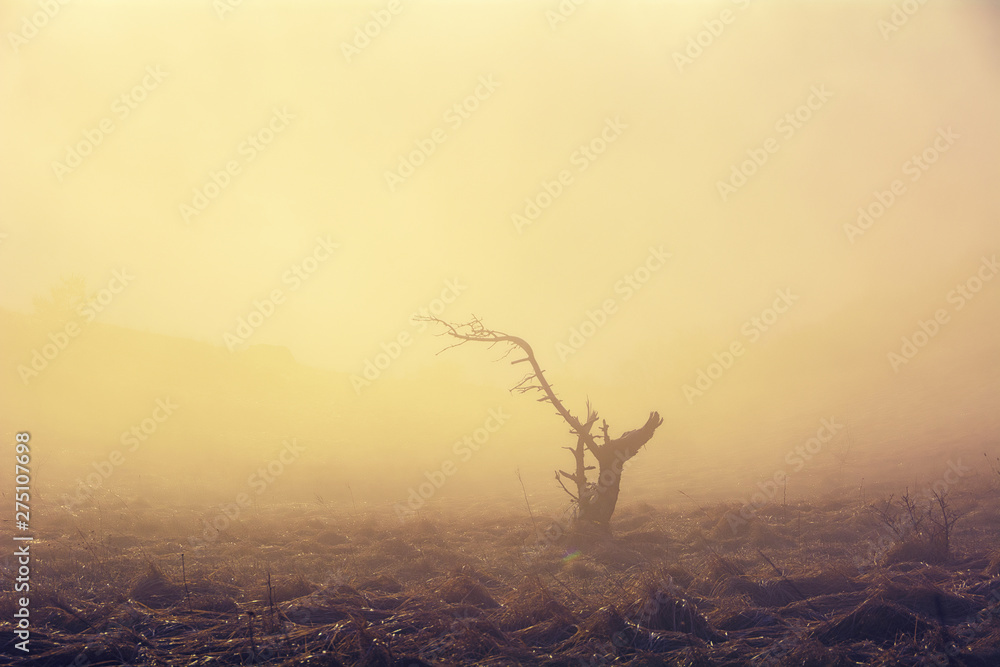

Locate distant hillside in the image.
[0,308,514,497]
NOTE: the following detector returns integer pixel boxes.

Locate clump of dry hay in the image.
[189,593,238,613]
[778,591,867,620]
[712,576,799,608]
[561,604,711,661]
[985,549,1000,576]
[280,582,367,625]
[872,579,980,622]
[377,536,418,558]
[967,625,1000,663]
[662,564,696,589]
[270,572,317,602]
[752,634,854,667]
[420,614,516,664]
[713,606,780,631]
[618,528,673,559]
[281,597,354,625]
[129,563,184,608]
[512,617,576,646]
[555,605,647,664]
[562,556,599,579]
[884,536,950,565]
[965,575,1000,600]
[787,571,862,597]
[642,628,715,657]
[497,576,574,632]
[625,578,725,643]
[813,597,932,644]
[358,574,403,594]
[688,551,748,595]
[572,604,628,640]
[437,573,499,608]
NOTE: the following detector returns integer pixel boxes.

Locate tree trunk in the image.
[575,411,662,530]
[577,457,624,525]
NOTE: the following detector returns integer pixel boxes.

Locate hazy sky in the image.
[2,1,998,505]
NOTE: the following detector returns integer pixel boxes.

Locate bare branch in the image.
[417,314,602,454]
[555,471,578,501]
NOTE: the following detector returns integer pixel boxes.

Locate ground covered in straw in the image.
[2,483,1000,666]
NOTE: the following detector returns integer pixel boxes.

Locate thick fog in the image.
[2,0,998,518]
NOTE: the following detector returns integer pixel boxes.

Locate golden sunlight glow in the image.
[1,0,998,511]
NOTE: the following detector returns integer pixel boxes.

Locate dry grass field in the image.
[4,477,1000,666]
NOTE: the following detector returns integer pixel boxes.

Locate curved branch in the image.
[416,315,602,455]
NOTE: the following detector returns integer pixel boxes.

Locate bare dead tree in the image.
[927,489,965,561]
[868,488,966,563]
[417,315,663,531]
